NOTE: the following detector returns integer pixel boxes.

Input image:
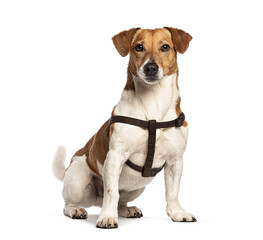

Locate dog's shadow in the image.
[81,214,98,226]
[79,214,140,228]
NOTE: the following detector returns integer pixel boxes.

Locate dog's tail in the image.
[52,146,67,181]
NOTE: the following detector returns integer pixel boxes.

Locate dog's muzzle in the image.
[138,59,163,84]
[143,62,159,82]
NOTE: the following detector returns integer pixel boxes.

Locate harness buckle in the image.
[175,112,185,127]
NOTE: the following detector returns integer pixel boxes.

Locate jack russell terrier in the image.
[53,27,196,228]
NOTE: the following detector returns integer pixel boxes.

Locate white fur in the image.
[164,158,195,221]
[62,155,103,212]
[52,146,66,181]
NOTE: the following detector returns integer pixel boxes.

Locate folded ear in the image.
[112,28,140,57]
[164,27,192,54]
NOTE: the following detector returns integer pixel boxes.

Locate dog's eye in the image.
[161,44,170,52]
[135,44,144,52]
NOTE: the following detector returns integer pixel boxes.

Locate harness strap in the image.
[109,112,185,129]
[142,120,157,177]
[125,159,165,177]
[109,115,148,128]
[109,112,185,177]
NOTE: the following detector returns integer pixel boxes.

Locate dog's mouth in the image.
[142,76,161,84]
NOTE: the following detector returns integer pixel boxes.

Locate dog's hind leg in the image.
[118,188,145,218]
[62,155,92,219]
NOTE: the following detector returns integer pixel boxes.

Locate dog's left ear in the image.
[164,27,192,54]
[112,28,140,57]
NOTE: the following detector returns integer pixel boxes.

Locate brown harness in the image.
[109,112,185,178]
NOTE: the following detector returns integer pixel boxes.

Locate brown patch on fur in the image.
[125,59,136,91]
[71,107,117,176]
[175,96,182,116]
[109,106,116,138]
[72,119,111,176]
[89,120,111,167]
[176,96,188,127]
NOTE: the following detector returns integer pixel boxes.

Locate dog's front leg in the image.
[164,158,196,222]
[96,150,126,229]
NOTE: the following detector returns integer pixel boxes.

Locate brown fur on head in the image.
[112,27,192,90]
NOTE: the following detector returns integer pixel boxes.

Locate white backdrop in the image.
[1,0,263,239]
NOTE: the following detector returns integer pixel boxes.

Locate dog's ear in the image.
[164,27,192,54]
[112,28,140,57]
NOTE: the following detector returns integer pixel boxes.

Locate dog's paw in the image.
[63,206,87,219]
[118,206,143,218]
[96,217,118,229]
[169,212,196,222]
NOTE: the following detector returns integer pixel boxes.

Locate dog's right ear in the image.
[112,28,140,57]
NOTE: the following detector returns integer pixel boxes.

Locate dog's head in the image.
[112,27,192,85]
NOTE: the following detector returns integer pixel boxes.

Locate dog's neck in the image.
[120,73,181,121]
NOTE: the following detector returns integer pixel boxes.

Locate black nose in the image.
[143,62,159,76]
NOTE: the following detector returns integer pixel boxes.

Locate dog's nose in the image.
[144,63,159,76]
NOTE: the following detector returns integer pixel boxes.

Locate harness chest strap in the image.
[109,112,185,177]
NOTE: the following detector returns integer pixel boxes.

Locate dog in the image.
[53,27,196,228]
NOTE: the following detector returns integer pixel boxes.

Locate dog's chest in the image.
[131,127,182,162]
[118,125,188,191]
[114,81,187,191]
